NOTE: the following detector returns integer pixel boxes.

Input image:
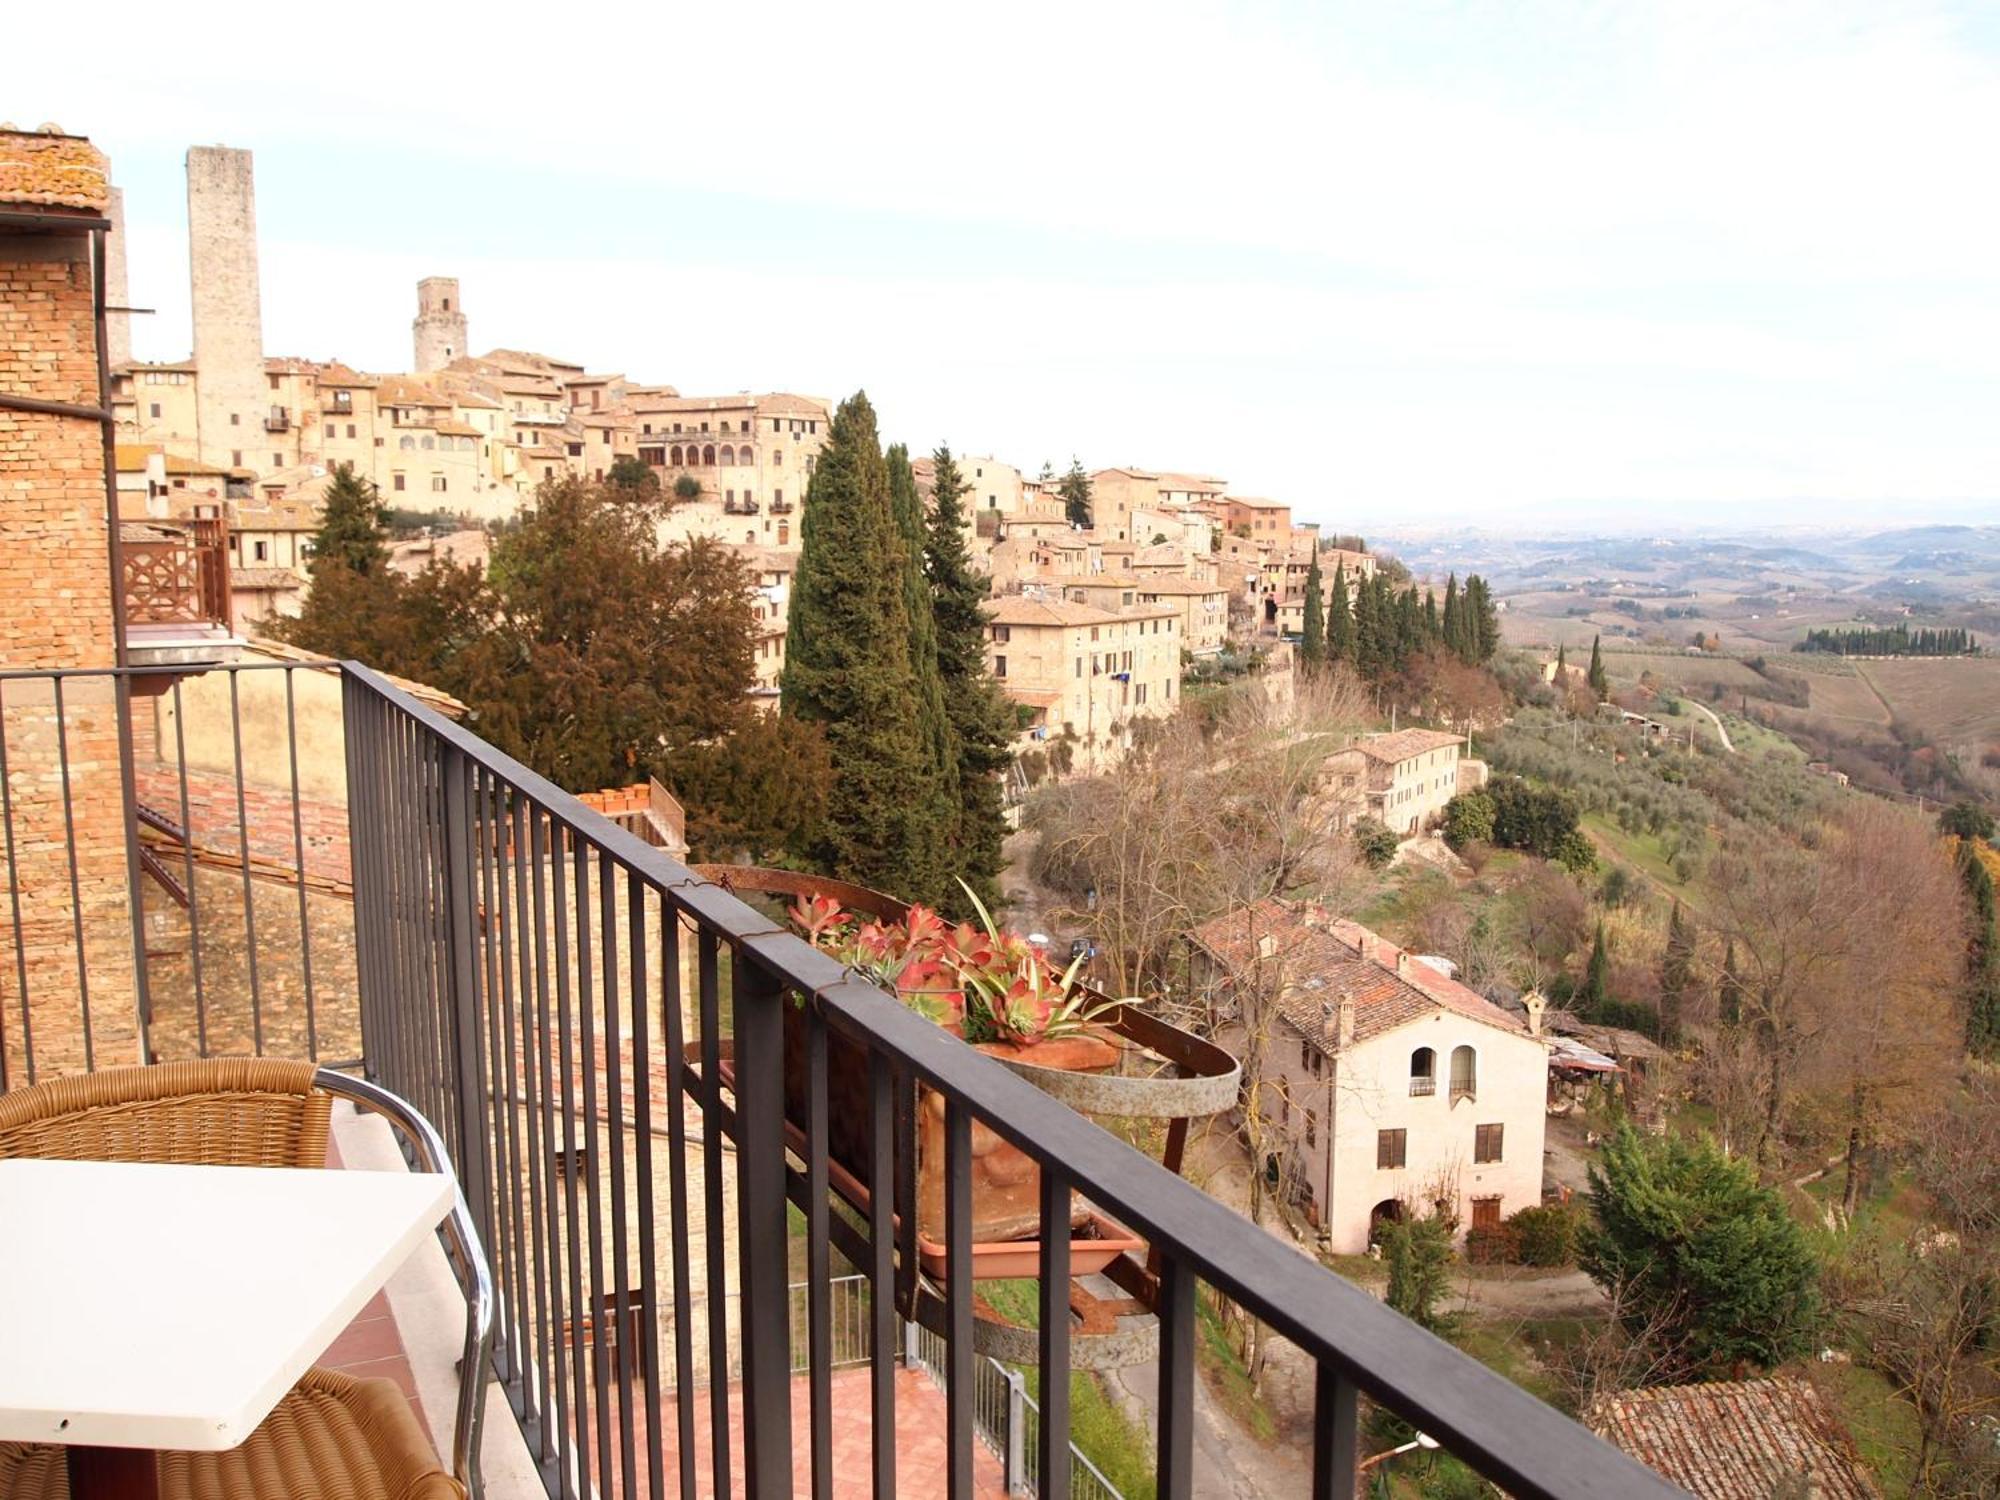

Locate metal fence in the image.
[0,658,1687,1500]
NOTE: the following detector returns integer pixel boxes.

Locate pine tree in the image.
[1326,561,1353,663]
[1587,634,1610,699]
[1059,458,1092,528]
[1719,940,1743,1026]
[781,392,937,898]
[1299,551,1325,668]
[926,446,1014,913]
[310,463,390,576]
[1660,901,1695,1041]
[887,443,955,903]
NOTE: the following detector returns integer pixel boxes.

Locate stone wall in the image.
[186,146,266,473]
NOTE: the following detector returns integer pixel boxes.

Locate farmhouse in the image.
[1185,901,1549,1253]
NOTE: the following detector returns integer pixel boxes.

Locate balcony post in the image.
[1003,1368,1027,1496]
[438,746,496,1260]
[732,947,793,1497]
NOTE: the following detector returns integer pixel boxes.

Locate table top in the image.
[0,1157,453,1452]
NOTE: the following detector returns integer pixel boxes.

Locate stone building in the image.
[185,146,269,475]
[983,593,1181,772]
[412,276,467,373]
[1187,901,1549,1253]
[636,392,830,553]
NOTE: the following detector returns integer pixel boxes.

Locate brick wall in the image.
[0,221,139,1082]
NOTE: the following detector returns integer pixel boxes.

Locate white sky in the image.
[17,0,2000,531]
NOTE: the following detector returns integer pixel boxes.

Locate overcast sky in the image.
[19,1,2000,532]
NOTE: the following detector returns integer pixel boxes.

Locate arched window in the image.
[399,436,415,451]
[420,435,435,450]
[703,445,716,466]
[720,444,736,466]
[1409,1047,1436,1097]
[670,446,683,466]
[1449,1045,1477,1103]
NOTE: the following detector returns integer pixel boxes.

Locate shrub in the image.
[1463,1223,1518,1265]
[672,473,702,502]
[1507,1202,1581,1267]
[1353,818,1399,868]
[1440,790,1495,850]
[1384,1214,1460,1336]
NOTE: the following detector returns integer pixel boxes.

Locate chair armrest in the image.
[314,1068,495,1498]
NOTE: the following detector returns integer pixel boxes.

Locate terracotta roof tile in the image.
[1353,729,1463,764]
[1586,1379,1880,1499]
[0,129,109,212]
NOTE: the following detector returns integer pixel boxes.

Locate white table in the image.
[0,1157,454,1498]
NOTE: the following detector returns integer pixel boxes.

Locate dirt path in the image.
[1850,662,1897,728]
[1685,699,1734,752]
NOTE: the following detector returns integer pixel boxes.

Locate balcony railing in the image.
[121,517,231,628]
[1409,1076,1436,1097]
[265,407,291,432]
[0,659,1682,1500]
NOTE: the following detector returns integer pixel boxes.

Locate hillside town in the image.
[4,103,1999,1500]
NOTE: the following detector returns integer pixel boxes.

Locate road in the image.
[1686,699,1734,752]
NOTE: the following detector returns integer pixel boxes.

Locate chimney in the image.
[1395,950,1411,979]
[1524,991,1546,1037]
[1336,989,1355,1050]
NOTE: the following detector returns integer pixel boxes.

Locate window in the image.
[149,402,161,419]
[230,413,240,426]
[1409,1047,1436,1096]
[773,450,784,466]
[1377,1129,1407,1170]
[431,474,448,493]
[392,473,406,491]
[252,540,269,562]
[994,656,1007,678]
[992,625,1011,644]
[773,489,783,506]
[1450,1045,1477,1103]
[325,423,336,439]
[400,436,415,451]
[268,374,280,391]
[1304,1109,1317,1149]
[231,450,242,467]
[1474,1124,1503,1164]
[1471,1196,1503,1232]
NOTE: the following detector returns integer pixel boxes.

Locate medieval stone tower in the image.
[413,276,466,372]
[185,146,267,472]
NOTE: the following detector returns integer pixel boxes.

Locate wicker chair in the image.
[0,1060,494,1500]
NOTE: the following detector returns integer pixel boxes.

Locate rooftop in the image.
[1185,899,1530,1053]
[0,127,108,212]
[1587,1378,1880,1499]
[1354,728,1465,763]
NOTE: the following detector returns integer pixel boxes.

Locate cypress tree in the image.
[1299,551,1325,668]
[1423,587,1439,642]
[887,443,955,904]
[926,446,1014,913]
[311,463,390,576]
[1587,635,1610,698]
[1582,922,1611,1012]
[781,392,936,898]
[1556,643,1567,677]
[1326,561,1353,663]
[1394,585,1421,670]
[1441,574,1462,658]
[1719,940,1743,1026]
[1466,575,1501,660]
[1957,842,2000,1058]
[1660,901,1695,1041]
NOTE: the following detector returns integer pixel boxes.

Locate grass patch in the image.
[1812,1361,1918,1497]
[979,1278,1159,1500]
[1194,1294,1279,1443]
[1579,811,1689,890]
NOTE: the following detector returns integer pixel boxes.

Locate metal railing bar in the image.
[626,876,667,1500]
[573,834,614,1494]
[1037,1166,1072,1499]
[697,927,732,1500]
[867,1050,896,1500]
[945,1098,974,1500]
[282,667,317,1057]
[733,946,793,1498]
[805,999,832,1500]
[225,671,263,1053]
[0,681,34,1087]
[1312,1364,1360,1500]
[527,807,573,1483]
[660,911,699,1500]
[48,678,93,1071]
[169,678,209,1056]
[598,849,640,1500]
[512,797,558,1463]
[550,818,593,1500]
[1156,1254,1195,1500]
[475,768,519,1389]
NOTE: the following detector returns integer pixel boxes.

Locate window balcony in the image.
[0,659,1677,1500]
